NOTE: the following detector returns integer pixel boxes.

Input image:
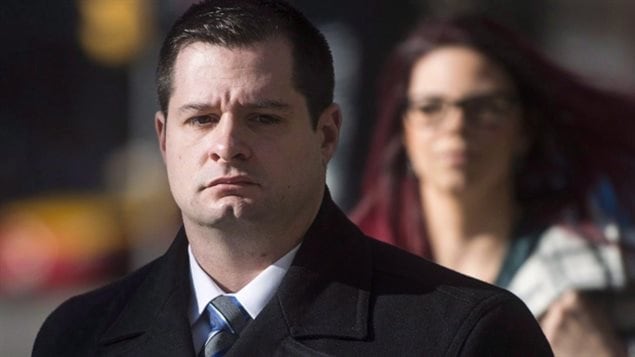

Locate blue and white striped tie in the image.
[199,295,252,357]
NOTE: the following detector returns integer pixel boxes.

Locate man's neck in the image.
[183,192,324,292]
[185,223,301,292]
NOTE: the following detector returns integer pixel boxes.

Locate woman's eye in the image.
[418,104,442,115]
[474,99,509,115]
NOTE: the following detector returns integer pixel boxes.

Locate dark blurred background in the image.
[1,0,634,355]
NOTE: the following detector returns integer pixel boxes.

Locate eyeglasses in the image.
[404,93,520,129]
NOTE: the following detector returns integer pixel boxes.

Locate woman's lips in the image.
[438,150,469,167]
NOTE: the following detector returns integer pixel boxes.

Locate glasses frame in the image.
[403,92,521,129]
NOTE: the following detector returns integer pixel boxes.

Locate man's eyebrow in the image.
[177,102,214,115]
[176,100,292,114]
[247,99,292,112]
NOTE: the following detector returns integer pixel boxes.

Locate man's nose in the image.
[209,116,252,162]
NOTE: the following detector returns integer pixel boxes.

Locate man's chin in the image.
[195,202,262,226]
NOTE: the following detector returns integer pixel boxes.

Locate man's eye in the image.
[188,115,216,126]
[250,114,280,124]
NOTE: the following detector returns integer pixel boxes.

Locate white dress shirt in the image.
[188,244,300,352]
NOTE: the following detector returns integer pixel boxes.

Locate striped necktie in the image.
[199,295,252,357]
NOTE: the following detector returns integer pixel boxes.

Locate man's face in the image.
[155,39,340,234]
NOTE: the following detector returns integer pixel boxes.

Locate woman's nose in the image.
[439,105,468,132]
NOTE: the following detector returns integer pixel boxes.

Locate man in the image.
[33,1,553,356]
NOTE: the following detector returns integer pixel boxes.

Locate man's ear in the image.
[316,103,342,165]
[155,111,167,162]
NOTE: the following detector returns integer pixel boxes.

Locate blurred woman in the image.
[352,16,635,356]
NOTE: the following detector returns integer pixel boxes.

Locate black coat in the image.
[33,194,553,356]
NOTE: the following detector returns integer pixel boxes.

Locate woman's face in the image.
[403,46,525,196]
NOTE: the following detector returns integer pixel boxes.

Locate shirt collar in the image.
[188,243,300,324]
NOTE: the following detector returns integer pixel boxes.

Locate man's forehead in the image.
[171,39,293,83]
[167,38,305,115]
[177,36,292,62]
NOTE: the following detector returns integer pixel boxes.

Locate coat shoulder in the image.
[32,258,158,356]
[366,237,553,356]
[368,235,500,295]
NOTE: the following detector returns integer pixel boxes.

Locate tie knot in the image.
[200,295,252,357]
[207,295,251,336]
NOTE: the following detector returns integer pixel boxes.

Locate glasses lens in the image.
[463,95,518,125]
[406,94,518,128]
[407,101,446,127]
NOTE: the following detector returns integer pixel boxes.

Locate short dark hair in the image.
[156,0,334,126]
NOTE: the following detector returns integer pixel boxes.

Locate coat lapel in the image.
[228,193,373,356]
[98,228,196,356]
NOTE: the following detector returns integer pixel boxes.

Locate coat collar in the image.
[98,227,195,356]
[279,192,371,339]
[230,191,373,355]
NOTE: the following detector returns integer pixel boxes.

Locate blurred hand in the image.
[539,290,626,357]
